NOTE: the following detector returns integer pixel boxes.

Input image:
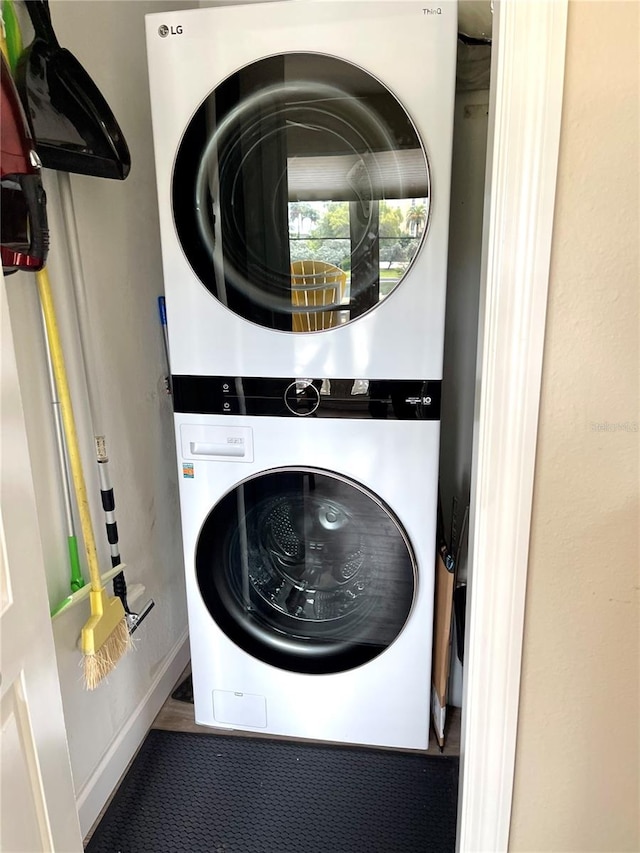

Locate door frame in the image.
[1,273,83,852]
[457,1,569,850]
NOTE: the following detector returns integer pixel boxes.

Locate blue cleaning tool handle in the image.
[158,295,167,326]
[157,296,172,394]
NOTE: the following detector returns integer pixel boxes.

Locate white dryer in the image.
[145,2,457,379]
[174,376,440,749]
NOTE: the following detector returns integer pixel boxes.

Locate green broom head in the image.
[81,588,131,689]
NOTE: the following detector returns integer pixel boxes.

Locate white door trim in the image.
[457,1,569,850]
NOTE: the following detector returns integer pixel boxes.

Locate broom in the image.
[57,171,154,634]
[36,266,130,688]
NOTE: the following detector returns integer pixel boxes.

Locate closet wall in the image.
[5,0,196,835]
[510,2,639,848]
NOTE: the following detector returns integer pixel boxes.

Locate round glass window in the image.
[195,469,416,674]
[173,53,430,331]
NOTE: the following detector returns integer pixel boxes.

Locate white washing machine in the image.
[174,376,440,749]
[145,1,457,379]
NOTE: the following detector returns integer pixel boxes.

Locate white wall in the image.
[5,0,196,835]
[510,2,639,849]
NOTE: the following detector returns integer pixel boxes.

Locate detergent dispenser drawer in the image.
[180,424,254,462]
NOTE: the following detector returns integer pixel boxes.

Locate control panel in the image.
[173,376,441,420]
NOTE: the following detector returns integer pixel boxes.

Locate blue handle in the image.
[157,295,167,326]
[157,295,172,395]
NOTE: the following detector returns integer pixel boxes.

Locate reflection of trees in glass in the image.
[289,238,351,268]
[288,200,423,272]
[309,201,406,242]
[288,202,349,267]
[288,202,320,237]
[380,238,410,269]
[311,202,350,239]
[406,203,427,237]
[406,240,420,263]
[295,202,350,268]
[378,202,404,269]
[379,202,403,238]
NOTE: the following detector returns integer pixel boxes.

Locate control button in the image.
[284,380,320,416]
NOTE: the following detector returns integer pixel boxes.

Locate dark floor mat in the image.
[85,729,459,853]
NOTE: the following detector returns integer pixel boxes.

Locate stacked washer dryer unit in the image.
[146,2,457,750]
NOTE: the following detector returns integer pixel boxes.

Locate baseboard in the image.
[76,630,190,838]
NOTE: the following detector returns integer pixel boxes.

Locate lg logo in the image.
[158,24,183,37]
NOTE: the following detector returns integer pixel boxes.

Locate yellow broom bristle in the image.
[83,617,131,690]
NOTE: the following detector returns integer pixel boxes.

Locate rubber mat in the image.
[86,730,459,853]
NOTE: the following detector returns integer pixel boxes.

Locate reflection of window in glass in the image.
[173,53,431,332]
[288,198,426,302]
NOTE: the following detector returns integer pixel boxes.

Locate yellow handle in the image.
[36,268,102,592]
[0,30,9,65]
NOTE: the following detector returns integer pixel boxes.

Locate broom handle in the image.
[57,173,129,609]
[36,268,102,592]
[39,304,85,593]
[57,173,103,432]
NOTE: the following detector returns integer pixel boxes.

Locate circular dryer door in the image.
[196,469,416,674]
[173,53,430,331]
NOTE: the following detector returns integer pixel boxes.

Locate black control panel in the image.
[172,376,441,420]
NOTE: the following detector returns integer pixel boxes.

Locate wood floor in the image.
[151,664,461,757]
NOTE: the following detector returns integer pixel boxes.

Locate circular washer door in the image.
[173,53,430,331]
[196,469,416,674]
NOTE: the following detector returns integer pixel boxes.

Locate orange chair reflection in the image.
[290,260,347,332]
